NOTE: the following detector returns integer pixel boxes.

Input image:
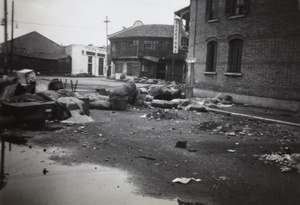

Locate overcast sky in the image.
[0,0,189,47]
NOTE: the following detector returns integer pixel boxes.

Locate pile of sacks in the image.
[84,81,139,110]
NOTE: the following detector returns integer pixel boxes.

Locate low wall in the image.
[193,88,300,112]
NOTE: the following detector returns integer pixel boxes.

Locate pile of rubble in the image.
[254,149,300,173]
[145,109,183,121]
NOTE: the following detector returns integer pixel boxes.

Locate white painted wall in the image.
[65,45,107,76]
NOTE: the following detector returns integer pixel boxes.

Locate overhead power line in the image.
[10,19,105,30]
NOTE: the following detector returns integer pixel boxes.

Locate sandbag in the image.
[49,79,64,90]
[35,79,50,93]
[56,97,84,114]
[0,83,18,101]
[90,99,111,110]
[84,93,109,102]
[106,81,138,104]
[8,93,47,103]
[37,90,62,101]
[57,89,77,97]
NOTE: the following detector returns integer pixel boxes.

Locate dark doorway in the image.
[156,63,166,79]
[98,58,104,75]
[88,56,93,75]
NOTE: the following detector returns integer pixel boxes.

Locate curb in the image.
[206,108,300,128]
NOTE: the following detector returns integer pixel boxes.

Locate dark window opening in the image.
[206,0,219,21]
[225,0,249,17]
[88,56,93,74]
[206,41,217,72]
[86,51,96,56]
[228,39,243,73]
[181,37,189,49]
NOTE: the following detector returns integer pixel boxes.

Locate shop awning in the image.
[143,56,160,63]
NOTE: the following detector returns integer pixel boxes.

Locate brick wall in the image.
[189,0,300,101]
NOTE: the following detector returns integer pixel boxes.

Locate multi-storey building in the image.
[176,0,300,111]
[108,21,186,82]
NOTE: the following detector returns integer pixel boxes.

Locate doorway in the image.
[98,58,104,75]
[156,63,166,79]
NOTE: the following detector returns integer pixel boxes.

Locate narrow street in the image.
[0,77,300,205]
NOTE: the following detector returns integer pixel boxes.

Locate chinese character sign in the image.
[173,18,180,54]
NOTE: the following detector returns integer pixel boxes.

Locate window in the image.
[206,0,219,21]
[144,40,167,50]
[225,0,249,17]
[88,56,93,74]
[206,41,217,72]
[181,36,189,49]
[227,39,243,73]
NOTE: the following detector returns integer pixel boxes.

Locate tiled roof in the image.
[109,24,173,39]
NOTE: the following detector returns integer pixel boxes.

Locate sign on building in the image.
[173,18,180,54]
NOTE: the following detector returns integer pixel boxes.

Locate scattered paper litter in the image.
[61,110,94,124]
[172,177,202,184]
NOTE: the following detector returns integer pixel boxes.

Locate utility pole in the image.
[104,16,110,78]
[10,1,14,70]
[3,0,8,74]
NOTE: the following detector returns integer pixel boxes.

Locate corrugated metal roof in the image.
[109,24,173,39]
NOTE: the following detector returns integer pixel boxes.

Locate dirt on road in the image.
[2,107,300,205]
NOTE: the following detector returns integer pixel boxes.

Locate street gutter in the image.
[206,107,300,128]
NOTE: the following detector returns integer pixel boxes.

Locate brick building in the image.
[108,21,186,82]
[177,0,300,111]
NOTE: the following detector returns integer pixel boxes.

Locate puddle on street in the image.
[0,138,176,205]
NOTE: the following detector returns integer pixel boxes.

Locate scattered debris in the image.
[139,114,147,118]
[137,156,156,161]
[177,199,205,205]
[218,176,229,181]
[254,151,300,173]
[185,104,208,112]
[175,141,187,148]
[61,110,94,124]
[146,109,182,120]
[172,177,201,184]
[42,168,49,175]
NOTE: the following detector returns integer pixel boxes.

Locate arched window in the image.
[228,39,243,73]
[206,41,217,72]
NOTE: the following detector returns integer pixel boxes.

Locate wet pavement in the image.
[0,138,176,205]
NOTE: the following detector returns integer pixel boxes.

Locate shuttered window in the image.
[228,39,243,73]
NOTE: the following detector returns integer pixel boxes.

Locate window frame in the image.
[205,41,218,74]
[227,38,243,74]
[206,0,219,22]
[225,0,249,17]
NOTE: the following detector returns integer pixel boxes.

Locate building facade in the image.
[0,32,107,77]
[108,21,186,82]
[178,0,300,111]
[65,45,107,76]
[0,31,71,75]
